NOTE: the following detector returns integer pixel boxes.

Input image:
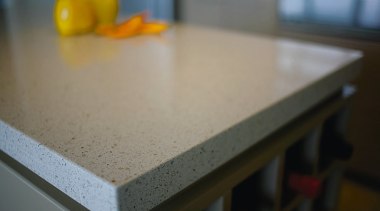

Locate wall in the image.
[179,0,278,35]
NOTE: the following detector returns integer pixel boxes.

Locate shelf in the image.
[231,156,283,211]
[281,128,321,209]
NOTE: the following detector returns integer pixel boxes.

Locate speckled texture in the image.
[0,3,362,211]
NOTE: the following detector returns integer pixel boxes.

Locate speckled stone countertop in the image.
[0,3,362,211]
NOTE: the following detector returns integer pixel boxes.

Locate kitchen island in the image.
[0,4,361,211]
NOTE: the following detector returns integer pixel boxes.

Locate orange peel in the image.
[96,12,169,39]
[140,22,168,34]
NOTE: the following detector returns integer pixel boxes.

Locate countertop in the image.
[0,3,362,211]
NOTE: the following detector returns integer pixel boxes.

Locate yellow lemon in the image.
[54,0,96,36]
[92,0,118,24]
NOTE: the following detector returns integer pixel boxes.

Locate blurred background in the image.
[1,0,379,209]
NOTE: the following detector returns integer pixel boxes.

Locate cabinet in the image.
[0,160,67,211]
[0,151,87,211]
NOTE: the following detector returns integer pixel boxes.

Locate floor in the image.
[337,179,380,211]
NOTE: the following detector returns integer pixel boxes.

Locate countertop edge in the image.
[0,122,118,211]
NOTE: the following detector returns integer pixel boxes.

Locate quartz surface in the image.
[0,3,362,211]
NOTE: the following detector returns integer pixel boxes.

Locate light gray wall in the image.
[179,0,278,35]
